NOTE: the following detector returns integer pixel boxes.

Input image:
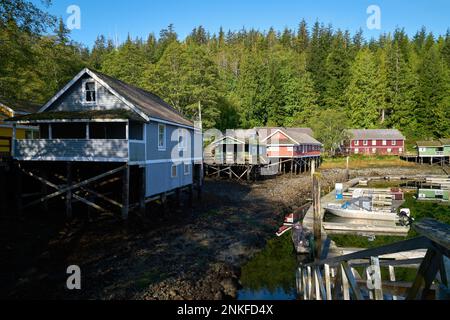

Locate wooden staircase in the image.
[296,218,450,300]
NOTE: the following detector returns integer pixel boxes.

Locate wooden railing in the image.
[296,218,449,300]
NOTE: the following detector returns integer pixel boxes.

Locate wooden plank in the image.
[66,162,72,219]
[121,165,130,220]
[320,237,331,260]
[313,173,322,259]
[324,264,332,300]
[342,262,363,300]
[413,218,450,251]
[22,165,127,209]
[312,236,431,267]
[369,257,384,300]
[341,264,350,300]
[407,249,439,300]
[315,267,327,300]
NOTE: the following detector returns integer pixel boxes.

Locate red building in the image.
[346,129,405,156]
[256,127,322,159]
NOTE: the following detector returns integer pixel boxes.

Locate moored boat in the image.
[326,203,399,221]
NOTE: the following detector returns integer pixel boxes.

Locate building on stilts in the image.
[5,68,202,219]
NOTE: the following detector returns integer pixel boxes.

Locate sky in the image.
[33,0,450,48]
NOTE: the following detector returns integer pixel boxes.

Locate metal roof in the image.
[348,129,405,140]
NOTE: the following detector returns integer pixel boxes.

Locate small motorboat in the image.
[326,198,400,222]
[276,225,292,237]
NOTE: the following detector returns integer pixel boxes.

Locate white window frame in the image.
[372,140,377,146]
[171,164,177,178]
[399,148,403,153]
[392,140,397,146]
[387,148,392,153]
[382,140,387,146]
[354,148,359,154]
[363,140,368,146]
[158,124,166,151]
[372,148,376,154]
[184,163,191,175]
[82,79,97,105]
[354,140,359,146]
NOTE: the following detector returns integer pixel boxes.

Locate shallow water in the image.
[237,234,301,300]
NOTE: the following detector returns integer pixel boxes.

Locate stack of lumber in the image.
[426,177,450,190]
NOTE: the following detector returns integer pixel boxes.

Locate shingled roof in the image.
[0,99,41,115]
[255,127,315,141]
[348,129,405,140]
[92,70,193,127]
[36,68,193,127]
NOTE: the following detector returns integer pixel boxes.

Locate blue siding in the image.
[47,74,131,112]
[144,121,194,197]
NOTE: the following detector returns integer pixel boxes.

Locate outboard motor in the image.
[398,208,414,226]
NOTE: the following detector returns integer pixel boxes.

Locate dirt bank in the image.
[0,165,444,300]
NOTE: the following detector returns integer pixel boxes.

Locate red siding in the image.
[347,139,405,155]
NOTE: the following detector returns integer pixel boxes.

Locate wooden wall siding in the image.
[145,161,193,197]
[47,74,130,112]
[267,132,293,145]
[351,139,405,147]
[129,142,145,161]
[145,122,194,161]
[268,146,293,157]
[144,122,195,197]
[15,139,128,161]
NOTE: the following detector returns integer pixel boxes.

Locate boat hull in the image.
[326,206,399,222]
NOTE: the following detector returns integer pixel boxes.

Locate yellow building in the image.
[0,100,40,157]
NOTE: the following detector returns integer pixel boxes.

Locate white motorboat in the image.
[326,202,400,222]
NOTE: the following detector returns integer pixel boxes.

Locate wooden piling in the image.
[66,162,72,219]
[15,164,23,216]
[312,173,322,260]
[0,165,6,215]
[121,165,130,220]
[346,156,350,181]
[139,167,146,216]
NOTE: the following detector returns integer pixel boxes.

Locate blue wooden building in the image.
[7,68,202,218]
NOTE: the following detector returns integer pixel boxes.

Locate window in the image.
[392,140,397,146]
[129,122,144,141]
[382,140,387,146]
[39,124,49,139]
[184,163,190,175]
[372,148,376,154]
[372,140,377,146]
[354,140,359,146]
[52,123,86,139]
[399,148,403,153]
[83,80,96,103]
[171,164,177,178]
[90,123,126,139]
[25,130,39,139]
[158,124,166,150]
[354,148,359,154]
[363,140,368,146]
[387,148,392,153]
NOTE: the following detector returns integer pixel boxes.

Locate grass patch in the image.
[136,270,170,289]
[321,155,416,169]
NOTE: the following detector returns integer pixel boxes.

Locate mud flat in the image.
[0,165,443,300]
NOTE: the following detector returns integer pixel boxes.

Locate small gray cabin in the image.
[7,68,202,218]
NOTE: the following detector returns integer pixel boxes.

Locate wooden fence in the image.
[297,218,449,300]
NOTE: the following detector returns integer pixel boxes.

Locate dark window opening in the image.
[39,124,49,139]
[90,123,126,139]
[129,121,144,140]
[52,123,86,139]
[85,81,96,103]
